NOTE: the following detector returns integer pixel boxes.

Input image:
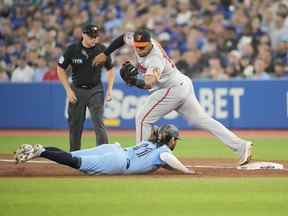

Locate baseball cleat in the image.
[239,141,253,166]
[14,144,44,164]
[15,144,34,164]
[32,144,44,156]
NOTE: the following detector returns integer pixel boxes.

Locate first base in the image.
[237,161,284,170]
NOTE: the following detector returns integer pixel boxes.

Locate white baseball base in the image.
[238,161,284,170]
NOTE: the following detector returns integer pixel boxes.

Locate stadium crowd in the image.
[0,0,288,83]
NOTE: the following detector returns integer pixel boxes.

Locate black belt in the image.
[126,159,130,169]
[75,84,97,89]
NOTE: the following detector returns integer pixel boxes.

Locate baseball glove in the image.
[120,61,138,85]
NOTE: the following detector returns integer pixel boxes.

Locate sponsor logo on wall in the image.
[64,88,244,127]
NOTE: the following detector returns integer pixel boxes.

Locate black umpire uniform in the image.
[57,24,113,151]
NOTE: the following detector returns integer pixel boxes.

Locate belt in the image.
[126,159,130,169]
[75,84,97,89]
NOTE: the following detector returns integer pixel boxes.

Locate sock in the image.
[41,149,81,169]
[45,147,63,152]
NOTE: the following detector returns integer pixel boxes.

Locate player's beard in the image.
[169,143,176,151]
[137,45,153,57]
[138,52,147,57]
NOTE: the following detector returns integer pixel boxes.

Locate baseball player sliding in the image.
[94,29,252,165]
[15,124,195,175]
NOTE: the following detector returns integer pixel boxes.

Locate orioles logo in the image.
[135,34,142,41]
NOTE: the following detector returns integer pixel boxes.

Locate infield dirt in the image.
[1,129,287,178]
[0,155,287,178]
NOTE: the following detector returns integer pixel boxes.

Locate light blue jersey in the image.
[124,141,172,174]
[71,144,127,175]
[70,141,171,175]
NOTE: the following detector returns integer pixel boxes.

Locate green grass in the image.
[0,135,288,160]
[0,178,287,216]
[0,134,288,216]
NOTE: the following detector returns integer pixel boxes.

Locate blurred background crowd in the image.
[0,0,288,83]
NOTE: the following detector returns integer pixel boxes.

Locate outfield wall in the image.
[0,80,287,129]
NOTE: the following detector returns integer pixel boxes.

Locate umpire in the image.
[57,24,115,151]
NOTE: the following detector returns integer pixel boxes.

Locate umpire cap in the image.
[157,124,180,146]
[82,24,101,38]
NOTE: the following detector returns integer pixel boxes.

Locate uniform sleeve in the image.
[159,152,191,173]
[158,145,172,154]
[104,54,113,70]
[58,46,72,70]
[100,44,114,70]
[145,55,165,76]
[123,32,134,46]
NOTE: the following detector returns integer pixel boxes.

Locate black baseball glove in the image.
[120,61,138,86]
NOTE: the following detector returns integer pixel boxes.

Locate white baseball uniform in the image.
[124,33,248,155]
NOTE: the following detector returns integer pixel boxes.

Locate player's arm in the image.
[143,55,164,88]
[57,49,77,104]
[160,152,195,174]
[57,66,69,91]
[104,34,126,55]
[105,68,114,101]
[57,66,77,104]
[104,55,115,102]
[144,67,161,89]
[93,34,126,65]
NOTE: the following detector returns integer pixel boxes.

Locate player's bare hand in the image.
[105,91,112,102]
[67,88,77,104]
[93,53,107,65]
[185,169,196,175]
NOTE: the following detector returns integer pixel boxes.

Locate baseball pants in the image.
[135,77,248,153]
[68,85,108,151]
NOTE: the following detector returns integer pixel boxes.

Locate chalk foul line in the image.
[0,159,287,171]
[0,159,55,164]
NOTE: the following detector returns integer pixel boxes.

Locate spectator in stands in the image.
[237,36,255,59]
[179,50,203,79]
[176,0,192,26]
[251,58,271,80]
[0,64,9,82]
[203,54,228,80]
[283,36,288,65]
[257,33,272,47]
[257,44,273,73]
[225,50,242,78]
[230,6,249,37]
[27,20,45,41]
[268,11,288,51]
[11,57,34,82]
[43,62,58,82]
[104,8,123,34]
[169,49,186,71]
[240,55,254,78]
[276,35,288,65]
[33,57,48,82]
[0,0,288,82]
[272,59,288,79]
[221,26,238,53]
[248,15,264,41]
